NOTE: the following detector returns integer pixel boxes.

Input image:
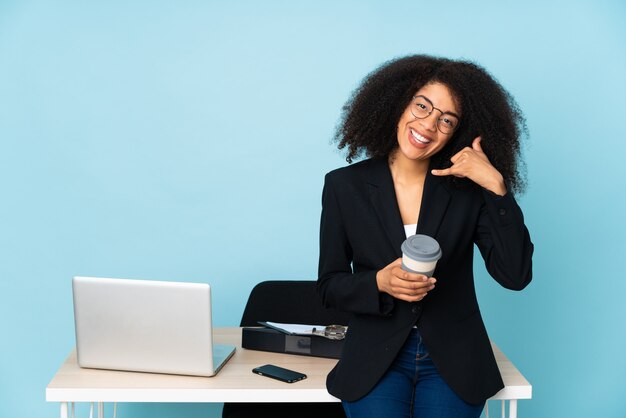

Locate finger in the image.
[392,291,428,299]
[390,278,434,295]
[409,280,435,291]
[388,276,428,292]
[391,287,426,301]
[389,277,437,298]
[396,290,431,303]
[396,293,426,303]
[434,165,466,178]
[391,267,428,281]
[450,149,465,163]
[472,136,483,152]
[403,279,433,291]
[431,168,453,177]
[405,272,429,282]
[389,270,430,292]
[395,277,437,298]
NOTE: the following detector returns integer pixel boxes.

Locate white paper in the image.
[262,321,325,335]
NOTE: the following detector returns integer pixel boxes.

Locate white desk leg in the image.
[485,400,489,418]
[508,400,517,418]
[60,402,68,418]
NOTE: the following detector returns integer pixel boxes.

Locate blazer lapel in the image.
[367,159,406,257]
[366,159,452,256]
[417,170,451,239]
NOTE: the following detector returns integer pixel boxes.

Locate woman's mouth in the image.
[409,128,432,146]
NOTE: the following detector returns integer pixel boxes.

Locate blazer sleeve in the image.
[474,189,534,290]
[317,173,394,316]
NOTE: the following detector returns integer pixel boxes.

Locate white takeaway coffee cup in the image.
[401,234,442,276]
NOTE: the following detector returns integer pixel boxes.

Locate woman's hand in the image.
[431,137,507,196]
[376,258,436,302]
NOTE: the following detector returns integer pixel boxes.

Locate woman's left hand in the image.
[431,137,507,196]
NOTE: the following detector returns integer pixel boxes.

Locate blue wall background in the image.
[1,1,625,417]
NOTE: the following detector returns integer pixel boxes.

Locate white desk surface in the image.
[46,327,531,403]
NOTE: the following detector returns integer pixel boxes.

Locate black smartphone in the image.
[252,364,307,383]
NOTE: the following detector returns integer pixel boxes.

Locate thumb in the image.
[472,136,483,152]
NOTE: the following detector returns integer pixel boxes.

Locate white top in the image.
[404,223,417,238]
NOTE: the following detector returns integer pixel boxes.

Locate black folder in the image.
[241,327,344,359]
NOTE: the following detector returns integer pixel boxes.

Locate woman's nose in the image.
[419,112,438,132]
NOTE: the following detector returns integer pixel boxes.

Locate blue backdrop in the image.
[1,1,625,417]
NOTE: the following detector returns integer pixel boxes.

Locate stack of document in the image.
[258,321,324,335]
[258,321,347,340]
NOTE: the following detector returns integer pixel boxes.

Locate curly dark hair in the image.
[335,55,528,194]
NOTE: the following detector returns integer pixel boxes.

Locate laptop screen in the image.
[72,276,234,376]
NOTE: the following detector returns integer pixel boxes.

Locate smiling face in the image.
[395,82,460,163]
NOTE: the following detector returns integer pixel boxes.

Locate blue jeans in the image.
[342,328,484,418]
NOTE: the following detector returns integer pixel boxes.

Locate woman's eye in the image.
[442,116,456,127]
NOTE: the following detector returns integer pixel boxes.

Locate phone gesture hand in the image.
[431,137,507,196]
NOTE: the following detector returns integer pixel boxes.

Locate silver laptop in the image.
[72,276,236,377]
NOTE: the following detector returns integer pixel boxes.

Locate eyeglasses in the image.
[410,95,460,134]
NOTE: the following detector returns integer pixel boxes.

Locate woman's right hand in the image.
[376,258,436,302]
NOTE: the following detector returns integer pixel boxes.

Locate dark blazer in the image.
[317,158,533,405]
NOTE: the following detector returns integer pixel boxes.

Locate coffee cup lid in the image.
[401,234,442,262]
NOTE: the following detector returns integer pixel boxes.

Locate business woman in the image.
[317,55,533,418]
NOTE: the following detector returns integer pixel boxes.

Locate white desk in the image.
[46,328,531,418]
